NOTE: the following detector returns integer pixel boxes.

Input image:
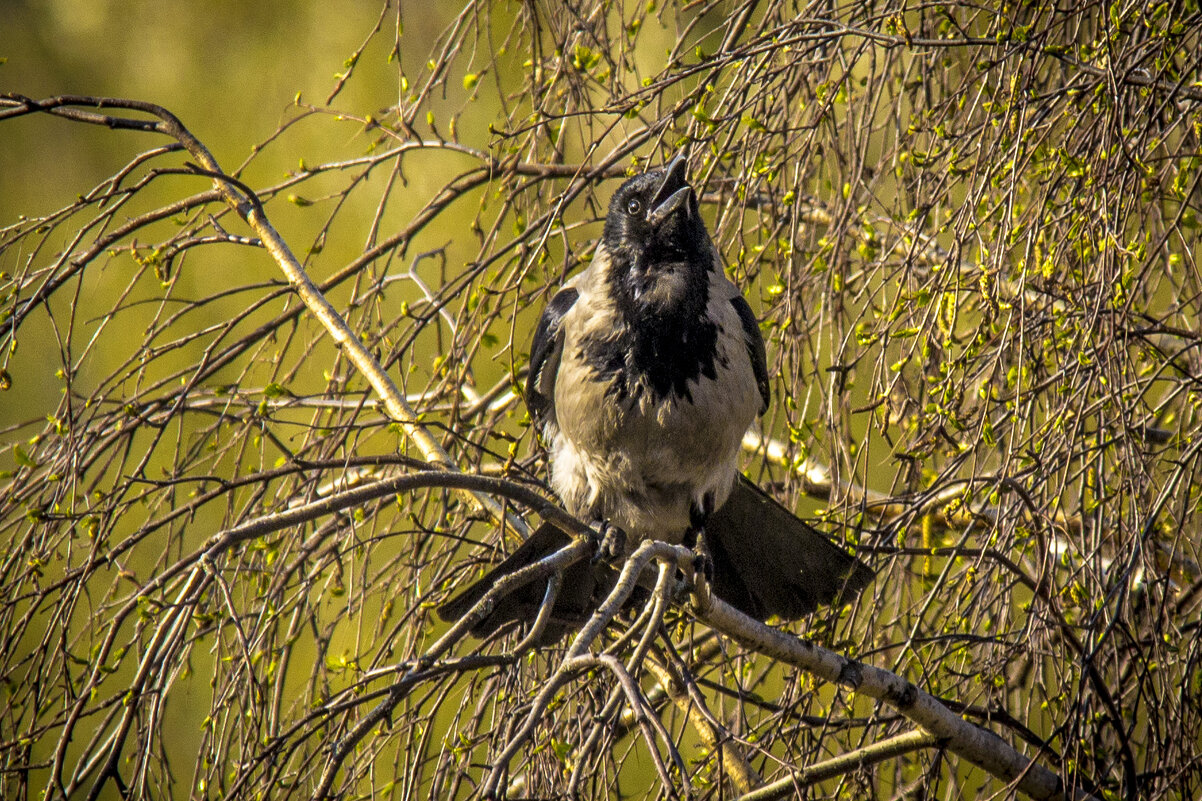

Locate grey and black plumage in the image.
[438,154,872,640]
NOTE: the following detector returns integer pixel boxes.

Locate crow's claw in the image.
[589,519,626,564]
[690,546,714,612]
[688,527,714,610]
[693,549,714,585]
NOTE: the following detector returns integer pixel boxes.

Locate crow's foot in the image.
[589,519,626,564]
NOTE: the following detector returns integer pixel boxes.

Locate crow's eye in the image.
[626,198,642,216]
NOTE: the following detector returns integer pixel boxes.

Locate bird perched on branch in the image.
[439,154,872,641]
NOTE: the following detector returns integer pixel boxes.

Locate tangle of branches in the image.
[1,2,1200,800]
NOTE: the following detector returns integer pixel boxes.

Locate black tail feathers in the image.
[437,476,873,642]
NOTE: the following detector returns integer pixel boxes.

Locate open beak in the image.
[646,152,696,228]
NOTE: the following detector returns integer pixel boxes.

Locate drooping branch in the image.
[0,93,520,531]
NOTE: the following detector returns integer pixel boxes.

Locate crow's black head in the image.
[601,154,712,315]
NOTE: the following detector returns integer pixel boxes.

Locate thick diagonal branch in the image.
[697,598,1097,801]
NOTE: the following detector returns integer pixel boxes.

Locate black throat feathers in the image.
[589,252,719,406]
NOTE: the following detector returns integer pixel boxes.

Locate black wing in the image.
[730,295,770,415]
[707,475,874,620]
[525,287,579,427]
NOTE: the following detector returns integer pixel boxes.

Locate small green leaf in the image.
[13,445,37,468]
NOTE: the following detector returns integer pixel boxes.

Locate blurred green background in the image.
[3,0,392,218]
[3,1,393,431]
